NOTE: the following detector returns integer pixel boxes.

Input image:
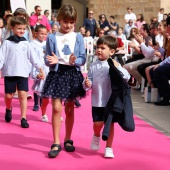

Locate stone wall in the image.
[88,0,169,27]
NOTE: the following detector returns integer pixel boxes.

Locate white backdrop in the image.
[10,0,26,12]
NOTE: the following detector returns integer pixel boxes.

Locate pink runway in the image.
[0,78,170,170]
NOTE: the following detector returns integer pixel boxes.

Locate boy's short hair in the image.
[57,5,77,22]
[97,35,117,50]
[10,16,27,27]
[34,24,47,32]
[110,15,115,20]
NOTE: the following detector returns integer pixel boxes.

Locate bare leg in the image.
[64,101,75,141]
[51,99,62,149]
[93,122,104,137]
[145,65,155,88]
[106,123,114,148]
[18,91,27,119]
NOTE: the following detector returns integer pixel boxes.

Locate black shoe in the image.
[75,99,81,107]
[33,105,39,111]
[154,100,170,106]
[5,108,12,122]
[21,118,29,128]
[48,144,62,158]
[64,140,75,152]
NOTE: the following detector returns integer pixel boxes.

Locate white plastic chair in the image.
[83,37,94,72]
[122,40,133,64]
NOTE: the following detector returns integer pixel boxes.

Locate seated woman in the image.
[98,14,110,35]
[93,28,105,48]
[124,33,164,87]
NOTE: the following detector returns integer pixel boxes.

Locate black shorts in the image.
[4,76,29,93]
[92,107,105,122]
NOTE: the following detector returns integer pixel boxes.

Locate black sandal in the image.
[48,144,62,158]
[64,140,75,152]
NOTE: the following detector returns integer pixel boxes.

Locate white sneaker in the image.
[90,135,100,151]
[13,94,18,99]
[104,147,114,158]
[41,115,48,122]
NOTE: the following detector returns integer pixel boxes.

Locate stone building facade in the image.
[88,0,170,27]
[1,0,170,31]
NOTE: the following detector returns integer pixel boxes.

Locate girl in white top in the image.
[30,25,49,121]
[41,5,86,158]
[117,27,126,40]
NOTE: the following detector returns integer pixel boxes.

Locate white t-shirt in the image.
[158,13,163,22]
[56,31,76,65]
[155,34,164,47]
[124,13,137,23]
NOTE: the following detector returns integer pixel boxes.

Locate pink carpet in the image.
[0,78,170,170]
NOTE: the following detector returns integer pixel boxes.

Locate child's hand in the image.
[85,76,91,88]
[38,68,45,80]
[36,74,41,79]
[46,52,58,64]
[154,51,161,58]
[112,59,119,68]
[69,53,76,65]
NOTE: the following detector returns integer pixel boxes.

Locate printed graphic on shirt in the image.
[60,38,72,59]
[62,44,71,57]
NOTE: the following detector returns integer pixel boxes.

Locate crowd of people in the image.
[80,6,170,106]
[0,4,170,159]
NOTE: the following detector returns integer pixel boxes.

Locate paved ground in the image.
[131,88,170,137]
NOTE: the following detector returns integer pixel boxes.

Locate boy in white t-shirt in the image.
[124,6,137,24]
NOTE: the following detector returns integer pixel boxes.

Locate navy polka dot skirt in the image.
[41,64,86,100]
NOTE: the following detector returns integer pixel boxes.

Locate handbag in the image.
[144,85,161,103]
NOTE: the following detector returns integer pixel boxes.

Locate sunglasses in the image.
[89,13,93,14]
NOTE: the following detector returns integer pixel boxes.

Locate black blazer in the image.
[102,58,135,141]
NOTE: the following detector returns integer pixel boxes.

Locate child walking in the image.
[41,5,86,158]
[84,35,130,158]
[0,17,44,128]
[30,24,49,120]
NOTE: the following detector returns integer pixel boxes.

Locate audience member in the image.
[124,6,137,24]
[29,5,51,32]
[124,19,136,38]
[98,14,110,35]
[158,8,164,22]
[117,27,126,40]
[108,15,119,34]
[135,14,146,30]
[83,10,97,37]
